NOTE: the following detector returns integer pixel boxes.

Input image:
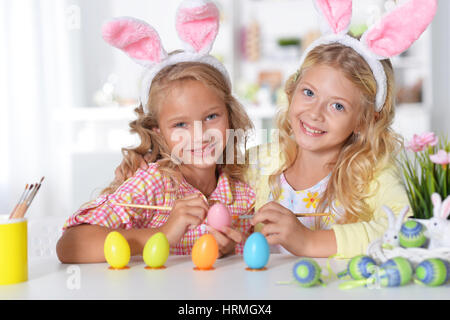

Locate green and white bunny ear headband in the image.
[299,0,437,112]
[101,0,230,111]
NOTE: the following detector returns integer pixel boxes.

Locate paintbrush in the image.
[113,202,172,211]
[236,201,331,218]
[237,213,331,219]
[9,177,45,219]
[113,202,331,218]
[8,184,29,219]
[9,184,34,220]
[25,177,45,208]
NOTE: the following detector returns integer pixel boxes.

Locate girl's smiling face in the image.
[289,64,363,156]
[157,80,229,169]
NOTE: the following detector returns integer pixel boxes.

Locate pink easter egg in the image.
[207,203,231,232]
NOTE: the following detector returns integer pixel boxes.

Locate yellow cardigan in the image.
[245,143,410,258]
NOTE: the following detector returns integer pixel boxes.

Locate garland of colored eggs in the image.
[337,255,377,280]
[338,255,450,289]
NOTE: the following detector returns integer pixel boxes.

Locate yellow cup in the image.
[0,215,28,285]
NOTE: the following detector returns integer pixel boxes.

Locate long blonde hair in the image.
[102,61,253,195]
[269,43,403,224]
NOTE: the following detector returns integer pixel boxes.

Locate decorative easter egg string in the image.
[336,255,378,280]
[338,277,376,290]
[322,253,342,281]
[338,265,383,290]
[338,257,413,290]
[381,243,395,250]
[323,253,344,280]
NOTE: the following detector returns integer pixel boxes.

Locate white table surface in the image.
[0,254,449,300]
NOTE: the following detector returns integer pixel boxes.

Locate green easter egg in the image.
[399,220,426,248]
[415,258,450,287]
[348,255,377,280]
[378,257,413,287]
[293,258,321,287]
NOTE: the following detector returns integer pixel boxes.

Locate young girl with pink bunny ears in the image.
[248,0,437,258]
[57,0,255,263]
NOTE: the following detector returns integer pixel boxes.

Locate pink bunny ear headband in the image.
[101,0,230,111]
[299,0,437,112]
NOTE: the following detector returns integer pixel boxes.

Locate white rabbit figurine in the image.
[382,205,411,248]
[427,193,450,249]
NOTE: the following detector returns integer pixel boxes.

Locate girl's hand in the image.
[159,194,208,246]
[207,226,243,258]
[251,201,313,256]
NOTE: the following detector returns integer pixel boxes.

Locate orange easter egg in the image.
[192,234,219,270]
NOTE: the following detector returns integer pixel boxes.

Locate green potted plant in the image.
[400,132,450,220]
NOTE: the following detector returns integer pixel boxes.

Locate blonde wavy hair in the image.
[269,43,403,225]
[102,60,253,195]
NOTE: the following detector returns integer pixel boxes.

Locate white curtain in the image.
[0,0,78,218]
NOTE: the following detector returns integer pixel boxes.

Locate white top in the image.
[270,173,344,254]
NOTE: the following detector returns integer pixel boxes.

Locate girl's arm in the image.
[56,224,161,264]
[57,194,209,264]
[302,229,337,258]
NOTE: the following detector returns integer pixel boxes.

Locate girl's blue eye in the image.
[303,89,314,97]
[332,103,345,112]
[206,113,218,121]
[174,122,187,128]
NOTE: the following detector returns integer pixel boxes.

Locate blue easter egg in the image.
[243,232,270,269]
[292,258,321,287]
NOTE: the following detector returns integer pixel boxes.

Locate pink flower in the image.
[407,132,438,152]
[430,150,450,167]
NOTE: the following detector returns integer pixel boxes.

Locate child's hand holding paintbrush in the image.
[113,201,331,219]
[9,177,45,220]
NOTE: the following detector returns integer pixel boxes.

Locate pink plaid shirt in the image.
[63,163,255,255]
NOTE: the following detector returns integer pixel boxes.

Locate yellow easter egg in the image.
[143,232,170,268]
[104,231,130,269]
